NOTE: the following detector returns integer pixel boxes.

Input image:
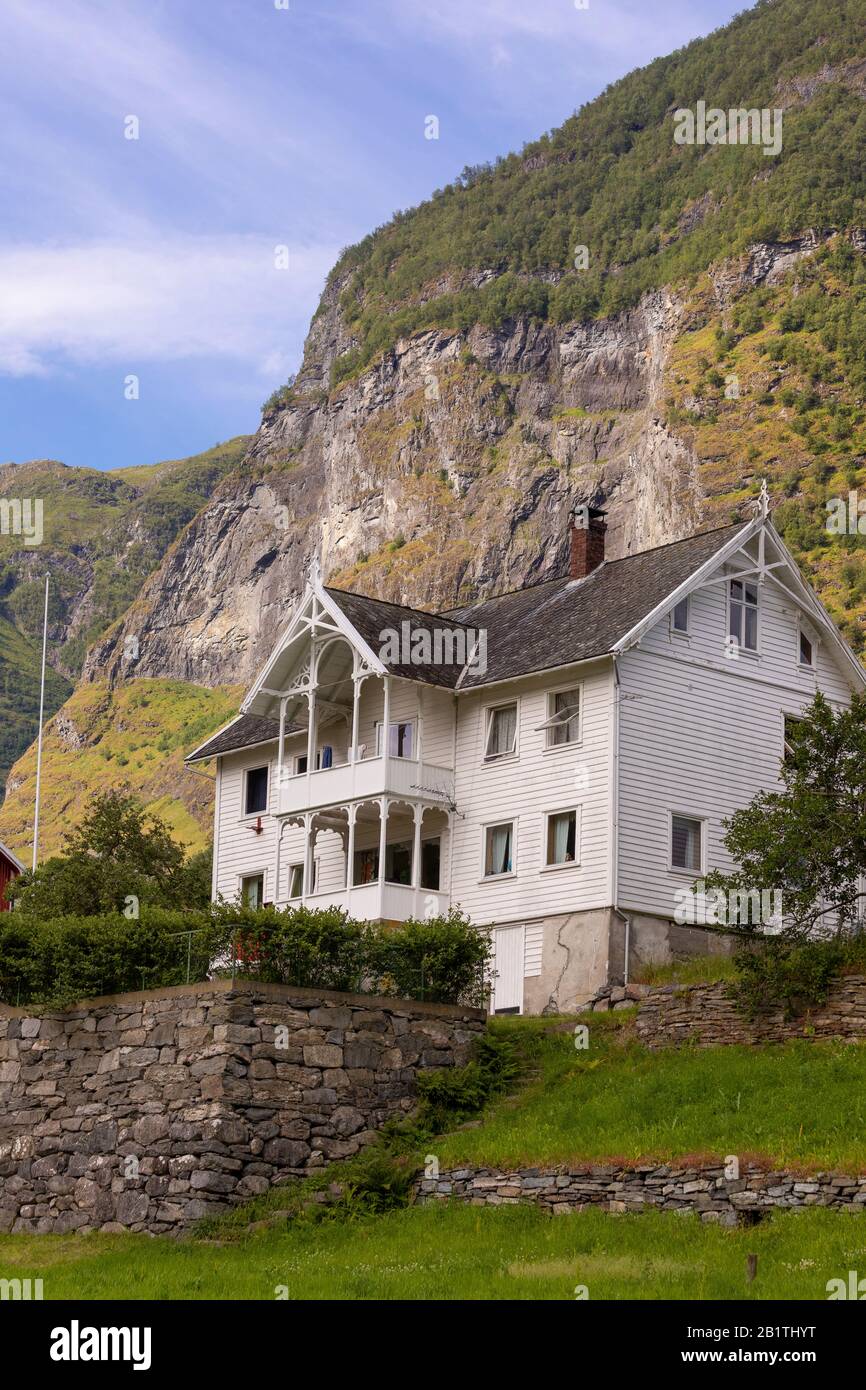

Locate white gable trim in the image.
[613,515,866,691]
[612,518,759,655]
[241,581,387,715]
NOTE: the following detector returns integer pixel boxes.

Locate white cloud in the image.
[0,236,337,378]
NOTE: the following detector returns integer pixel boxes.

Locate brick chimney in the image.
[569,505,607,579]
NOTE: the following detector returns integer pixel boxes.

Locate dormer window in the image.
[729,579,758,652]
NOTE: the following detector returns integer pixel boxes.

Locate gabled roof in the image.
[186,713,287,763]
[323,587,472,689]
[448,522,746,687]
[0,838,24,873]
[185,511,866,761]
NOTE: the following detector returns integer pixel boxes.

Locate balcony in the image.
[280,879,451,924]
[278,754,454,816]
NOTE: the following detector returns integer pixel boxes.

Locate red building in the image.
[0,839,23,911]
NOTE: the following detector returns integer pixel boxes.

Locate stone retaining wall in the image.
[415,1164,866,1223]
[633,974,866,1047]
[0,980,485,1236]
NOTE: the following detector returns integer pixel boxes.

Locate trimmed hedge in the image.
[0,904,491,1009]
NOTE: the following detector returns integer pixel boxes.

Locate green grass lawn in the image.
[434,1014,866,1172]
[1,1205,863,1301]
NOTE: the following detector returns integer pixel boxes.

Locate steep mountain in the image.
[0,438,250,797]
[4,0,866,853]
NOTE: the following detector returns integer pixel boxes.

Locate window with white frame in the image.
[798,625,814,668]
[671,815,703,873]
[244,766,269,816]
[375,720,414,758]
[545,809,579,866]
[288,861,316,896]
[729,578,758,651]
[540,687,581,748]
[241,873,264,908]
[671,596,689,634]
[783,714,804,762]
[484,702,518,760]
[484,821,515,876]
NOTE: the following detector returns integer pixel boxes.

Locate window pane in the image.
[485,823,513,874]
[745,583,758,606]
[729,600,741,642]
[245,767,269,815]
[421,838,441,890]
[671,816,701,871]
[672,598,689,632]
[486,704,517,757]
[547,811,576,864]
[744,606,758,650]
[242,874,264,908]
[799,631,813,665]
[390,722,413,758]
[730,580,743,601]
[288,865,303,898]
[548,689,580,746]
[385,840,412,884]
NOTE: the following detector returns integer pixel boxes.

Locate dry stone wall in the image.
[416,1164,866,1223]
[0,981,484,1236]
[633,974,866,1047]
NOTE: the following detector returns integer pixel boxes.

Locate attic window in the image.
[799,627,814,668]
[671,597,689,634]
[729,578,758,652]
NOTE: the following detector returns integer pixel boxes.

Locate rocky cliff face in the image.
[82,280,721,691]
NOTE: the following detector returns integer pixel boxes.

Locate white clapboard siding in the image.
[524,924,544,977]
[617,557,856,920]
[449,659,615,923]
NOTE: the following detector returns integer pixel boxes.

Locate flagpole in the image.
[32,574,49,873]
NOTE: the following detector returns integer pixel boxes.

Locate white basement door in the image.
[493,925,525,1014]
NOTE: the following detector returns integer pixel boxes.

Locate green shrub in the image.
[0,908,220,1007]
[730,938,853,1020]
[416,1030,518,1129]
[367,909,492,1006]
[213,903,369,994]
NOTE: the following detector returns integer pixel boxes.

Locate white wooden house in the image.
[187,495,865,1014]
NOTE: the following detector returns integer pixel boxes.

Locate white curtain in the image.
[491,824,511,874]
[489,705,516,756]
[553,813,571,863]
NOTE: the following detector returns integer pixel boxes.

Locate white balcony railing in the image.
[277,880,450,924]
[278,754,454,815]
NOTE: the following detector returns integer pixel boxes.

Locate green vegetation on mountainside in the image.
[0,679,242,860]
[0,436,250,793]
[304,0,866,390]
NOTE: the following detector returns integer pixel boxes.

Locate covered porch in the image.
[276,797,452,923]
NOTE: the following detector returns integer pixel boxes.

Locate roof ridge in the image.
[324,584,474,629]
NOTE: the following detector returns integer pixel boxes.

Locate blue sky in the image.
[0,0,744,472]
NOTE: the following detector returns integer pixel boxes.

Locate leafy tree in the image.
[9,791,200,918]
[704,692,866,941]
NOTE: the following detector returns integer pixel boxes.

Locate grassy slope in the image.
[0,678,242,860]
[437,1015,866,1172]
[0,1205,856,1301]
